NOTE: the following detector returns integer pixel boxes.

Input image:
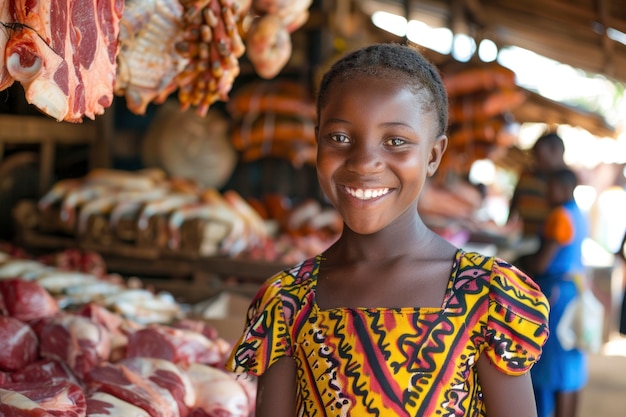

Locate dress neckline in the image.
[311,248,464,313]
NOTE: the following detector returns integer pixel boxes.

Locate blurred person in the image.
[508,132,567,239]
[527,168,589,417]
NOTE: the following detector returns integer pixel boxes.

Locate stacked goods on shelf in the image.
[14,168,342,265]
[0,248,255,416]
[15,168,269,258]
[227,79,317,167]
[242,194,343,264]
[440,62,527,177]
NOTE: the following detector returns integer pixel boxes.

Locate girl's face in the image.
[316,75,447,235]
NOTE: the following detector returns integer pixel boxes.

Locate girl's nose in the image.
[345,143,384,175]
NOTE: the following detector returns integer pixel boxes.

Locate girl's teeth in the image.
[347,187,389,200]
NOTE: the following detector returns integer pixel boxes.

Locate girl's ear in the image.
[427,135,448,177]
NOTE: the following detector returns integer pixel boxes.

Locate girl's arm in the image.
[255,356,297,417]
[476,354,538,417]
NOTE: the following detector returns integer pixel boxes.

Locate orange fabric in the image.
[543,206,574,245]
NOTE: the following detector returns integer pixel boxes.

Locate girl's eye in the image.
[386,137,406,146]
[331,134,350,143]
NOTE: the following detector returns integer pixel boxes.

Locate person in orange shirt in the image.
[527,168,589,417]
[509,132,568,239]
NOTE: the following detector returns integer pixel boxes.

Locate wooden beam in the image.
[598,0,615,78]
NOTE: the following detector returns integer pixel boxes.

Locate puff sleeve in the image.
[225,272,294,376]
[482,258,550,375]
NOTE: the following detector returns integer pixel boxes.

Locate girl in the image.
[226,43,549,416]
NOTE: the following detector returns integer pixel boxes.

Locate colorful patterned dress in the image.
[226,250,550,416]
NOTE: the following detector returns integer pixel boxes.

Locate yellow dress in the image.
[226,250,549,416]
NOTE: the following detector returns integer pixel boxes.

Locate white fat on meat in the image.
[0,259,51,279]
[86,392,151,417]
[120,357,197,414]
[39,315,111,378]
[36,271,100,294]
[185,363,249,417]
[1,380,86,417]
[86,362,179,417]
[0,388,53,416]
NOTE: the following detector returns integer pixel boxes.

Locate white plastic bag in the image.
[556,286,604,354]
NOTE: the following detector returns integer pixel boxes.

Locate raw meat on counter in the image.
[0,380,86,417]
[0,250,256,416]
[0,316,38,371]
[0,278,59,321]
[1,0,123,122]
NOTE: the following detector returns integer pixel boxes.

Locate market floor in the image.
[579,337,626,416]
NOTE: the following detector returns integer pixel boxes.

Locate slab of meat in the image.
[38,315,111,379]
[0,278,59,322]
[0,1,15,90]
[9,359,80,386]
[0,316,38,372]
[86,392,151,417]
[85,362,179,417]
[4,0,123,122]
[77,303,130,362]
[126,324,222,366]
[0,388,54,417]
[114,0,188,115]
[184,364,249,417]
[119,357,196,417]
[0,380,86,417]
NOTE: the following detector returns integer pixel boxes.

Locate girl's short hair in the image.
[317,43,449,137]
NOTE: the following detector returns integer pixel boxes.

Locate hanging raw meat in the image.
[175,0,248,116]
[115,0,189,115]
[2,0,123,122]
[0,1,14,90]
[244,0,312,79]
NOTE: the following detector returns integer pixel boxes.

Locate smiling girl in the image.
[226,43,549,417]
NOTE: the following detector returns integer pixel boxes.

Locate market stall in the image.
[1,0,625,415]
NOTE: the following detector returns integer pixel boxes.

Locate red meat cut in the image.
[85,362,179,417]
[3,0,123,122]
[0,278,59,322]
[119,357,196,417]
[126,324,222,366]
[9,359,80,386]
[0,380,86,417]
[38,315,111,379]
[0,316,38,372]
[86,392,151,417]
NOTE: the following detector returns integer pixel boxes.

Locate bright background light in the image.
[452,33,476,62]
[478,39,498,62]
[407,21,452,54]
[371,11,407,37]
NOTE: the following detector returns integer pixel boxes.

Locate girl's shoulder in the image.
[253,255,321,302]
[456,251,546,308]
[464,251,549,328]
